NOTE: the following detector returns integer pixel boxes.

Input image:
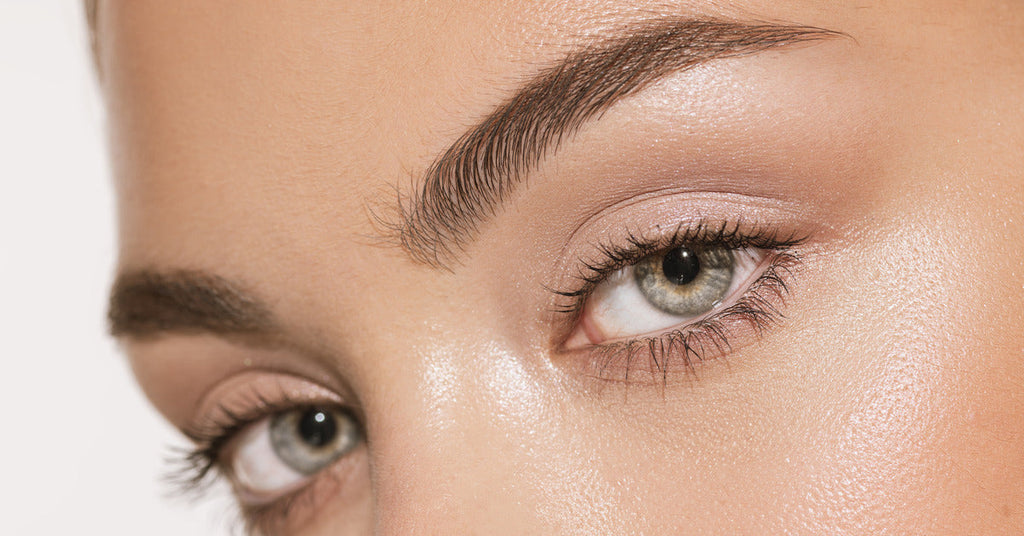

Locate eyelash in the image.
[167,391,357,534]
[552,219,806,381]
[163,220,804,529]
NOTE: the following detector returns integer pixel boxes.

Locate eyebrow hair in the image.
[108,269,275,338]
[394,18,843,267]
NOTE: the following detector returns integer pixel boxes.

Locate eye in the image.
[227,406,362,504]
[568,245,768,346]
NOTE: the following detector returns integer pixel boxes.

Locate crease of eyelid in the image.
[558,190,805,260]
[377,17,846,269]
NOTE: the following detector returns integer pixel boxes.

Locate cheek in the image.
[365,338,677,534]
[775,185,1024,532]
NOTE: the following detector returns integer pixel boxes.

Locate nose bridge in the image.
[363,341,551,535]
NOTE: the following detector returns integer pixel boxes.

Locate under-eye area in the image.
[552,220,805,382]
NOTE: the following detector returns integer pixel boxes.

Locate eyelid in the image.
[172,373,350,487]
[551,219,806,316]
[172,375,368,532]
[188,372,349,438]
[549,219,806,381]
[572,246,770,346]
[557,191,808,259]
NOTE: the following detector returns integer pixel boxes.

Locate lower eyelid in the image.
[241,444,370,535]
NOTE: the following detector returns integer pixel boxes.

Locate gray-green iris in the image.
[269,406,361,475]
[632,246,734,316]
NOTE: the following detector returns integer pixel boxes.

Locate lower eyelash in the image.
[562,242,801,383]
[165,441,328,536]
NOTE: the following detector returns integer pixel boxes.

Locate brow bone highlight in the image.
[396,18,842,268]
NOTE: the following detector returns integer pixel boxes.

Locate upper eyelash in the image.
[550,219,806,381]
[167,388,319,500]
[167,393,364,534]
[551,219,807,316]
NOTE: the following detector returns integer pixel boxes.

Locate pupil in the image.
[661,247,701,285]
[297,408,337,448]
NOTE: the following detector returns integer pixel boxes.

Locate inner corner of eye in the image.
[563,300,604,350]
[563,266,643,348]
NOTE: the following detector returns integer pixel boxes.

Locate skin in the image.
[98,0,1024,534]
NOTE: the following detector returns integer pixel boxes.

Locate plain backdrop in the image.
[1,2,231,534]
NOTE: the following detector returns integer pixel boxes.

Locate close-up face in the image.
[97,1,1024,534]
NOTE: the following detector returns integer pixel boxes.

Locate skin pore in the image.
[98,1,1024,534]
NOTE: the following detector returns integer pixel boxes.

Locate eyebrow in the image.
[394,18,843,267]
[108,269,275,338]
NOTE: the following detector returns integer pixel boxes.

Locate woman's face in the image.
[100,1,1024,534]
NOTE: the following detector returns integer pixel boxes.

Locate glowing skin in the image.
[99,1,1024,534]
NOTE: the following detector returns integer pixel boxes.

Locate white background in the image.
[1,2,230,534]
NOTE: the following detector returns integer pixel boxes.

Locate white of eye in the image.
[580,247,766,343]
[228,407,361,504]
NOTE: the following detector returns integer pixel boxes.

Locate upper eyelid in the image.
[185,398,297,444]
[181,373,365,474]
[549,220,807,311]
[190,396,366,450]
[189,371,357,433]
[170,397,363,501]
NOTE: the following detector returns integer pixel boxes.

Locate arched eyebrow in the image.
[394,18,844,268]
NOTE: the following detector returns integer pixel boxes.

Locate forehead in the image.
[99,1,847,237]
